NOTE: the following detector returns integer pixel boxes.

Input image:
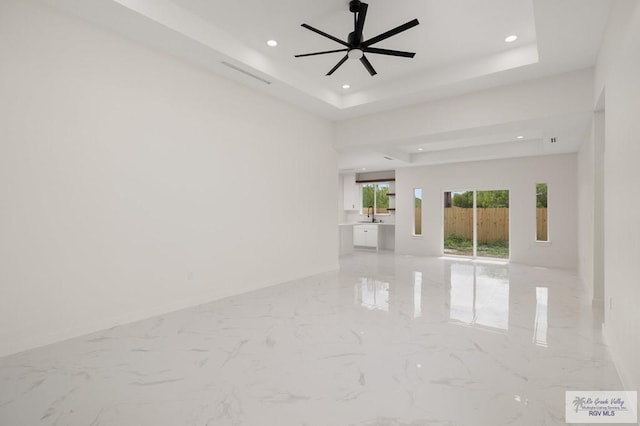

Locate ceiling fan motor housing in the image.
[348,31,361,46]
[349,0,362,13]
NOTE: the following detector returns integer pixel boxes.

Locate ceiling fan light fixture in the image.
[348,49,364,60]
[295,2,419,77]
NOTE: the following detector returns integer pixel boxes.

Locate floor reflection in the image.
[355,278,389,312]
[534,287,549,347]
[449,263,510,331]
[414,271,422,318]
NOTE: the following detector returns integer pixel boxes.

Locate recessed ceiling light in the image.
[342,84,350,89]
[505,35,518,43]
[266,40,278,47]
[516,135,524,139]
[417,148,424,151]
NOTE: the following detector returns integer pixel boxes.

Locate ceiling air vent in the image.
[221,61,272,85]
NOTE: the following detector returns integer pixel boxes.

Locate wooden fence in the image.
[444,208,508,243]
[536,208,548,241]
[413,207,548,242]
[441,207,548,242]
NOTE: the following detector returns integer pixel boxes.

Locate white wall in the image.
[577,111,605,306]
[395,154,578,269]
[593,0,640,392]
[0,0,338,357]
[577,122,595,300]
[335,69,593,149]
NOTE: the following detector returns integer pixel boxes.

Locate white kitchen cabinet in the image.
[354,224,378,248]
[343,174,359,211]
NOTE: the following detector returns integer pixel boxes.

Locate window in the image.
[362,182,389,215]
[536,183,548,241]
[413,188,422,236]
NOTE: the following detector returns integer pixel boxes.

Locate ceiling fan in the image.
[295,0,419,76]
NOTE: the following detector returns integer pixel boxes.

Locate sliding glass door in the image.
[443,190,509,259]
[476,190,509,259]
[443,190,474,256]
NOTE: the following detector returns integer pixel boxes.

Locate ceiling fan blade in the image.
[362,18,420,47]
[295,48,348,58]
[364,47,415,58]
[355,2,368,41]
[326,55,349,76]
[360,55,377,76]
[301,24,351,48]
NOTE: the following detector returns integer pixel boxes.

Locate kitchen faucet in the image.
[367,206,376,223]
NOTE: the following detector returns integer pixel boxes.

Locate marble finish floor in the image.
[0,252,622,425]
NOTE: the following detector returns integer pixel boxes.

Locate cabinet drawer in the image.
[354,225,378,247]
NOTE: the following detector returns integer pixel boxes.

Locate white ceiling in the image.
[42,0,612,171]
[171,0,537,92]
